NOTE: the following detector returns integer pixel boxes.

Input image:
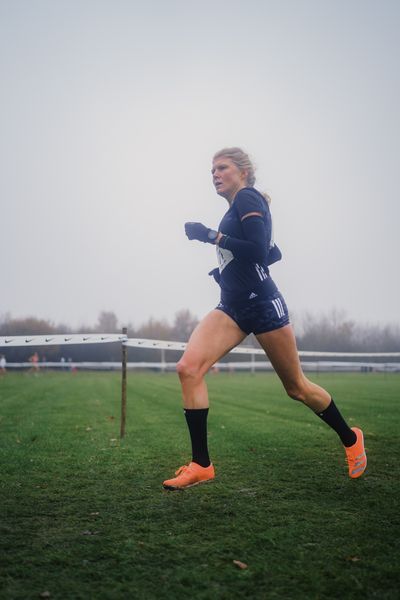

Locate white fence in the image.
[3,360,400,373]
[1,332,399,373]
[2,334,399,437]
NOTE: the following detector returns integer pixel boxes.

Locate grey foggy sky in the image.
[1,0,399,330]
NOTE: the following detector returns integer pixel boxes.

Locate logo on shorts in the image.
[272,297,285,318]
[248,292,258,299]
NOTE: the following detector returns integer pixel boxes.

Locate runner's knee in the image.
[176,357,204,381]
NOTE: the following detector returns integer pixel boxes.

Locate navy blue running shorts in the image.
[215,290,290,335]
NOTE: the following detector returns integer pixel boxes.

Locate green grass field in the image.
[0,371,399,600]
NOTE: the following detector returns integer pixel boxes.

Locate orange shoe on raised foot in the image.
[345,427,367,479]
[163,462,215,490]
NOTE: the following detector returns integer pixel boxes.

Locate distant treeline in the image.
[1,309,399,363]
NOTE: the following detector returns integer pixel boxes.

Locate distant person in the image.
[28,351,40,374]
[0,354,6,375]
[67,357,76,373]
[163,147,366,490]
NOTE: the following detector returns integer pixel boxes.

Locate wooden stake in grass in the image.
[120,327,128,438]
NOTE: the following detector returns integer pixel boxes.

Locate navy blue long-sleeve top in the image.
[215,187,278,298]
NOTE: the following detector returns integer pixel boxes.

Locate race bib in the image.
[217,246,234,273]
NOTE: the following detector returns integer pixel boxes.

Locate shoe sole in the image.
[163,477,215,491]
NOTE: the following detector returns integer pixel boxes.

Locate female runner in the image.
[163,147,366,490]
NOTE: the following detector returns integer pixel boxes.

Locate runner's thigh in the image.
[181,309,247,375]
[255,324,304,386]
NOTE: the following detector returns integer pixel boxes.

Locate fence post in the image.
[120,327,128,438]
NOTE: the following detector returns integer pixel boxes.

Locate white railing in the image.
[0,334,127,346]
[3,360,400,373]
[2,335,399,437]
[2,334,400,357]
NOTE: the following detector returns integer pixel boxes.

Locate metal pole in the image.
[120,327,128,438]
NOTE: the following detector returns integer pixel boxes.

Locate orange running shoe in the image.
[345,427,367,478]
[163,462,215,490]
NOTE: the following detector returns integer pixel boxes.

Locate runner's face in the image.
[212,157,247,201]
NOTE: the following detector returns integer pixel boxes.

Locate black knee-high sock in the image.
[184,408,210,467]
[316,398,357,447]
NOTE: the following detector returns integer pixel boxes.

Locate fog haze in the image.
[1,0,399,330]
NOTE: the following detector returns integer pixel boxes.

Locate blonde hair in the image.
[213,147,256,186]
[213,147,271,204]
